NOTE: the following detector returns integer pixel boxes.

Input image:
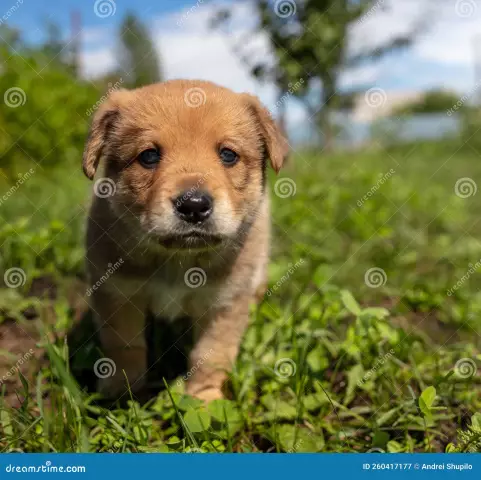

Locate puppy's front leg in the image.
[186,295,250,402]
[90,289,148,398]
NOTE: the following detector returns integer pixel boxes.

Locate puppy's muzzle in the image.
[173,190,213,224]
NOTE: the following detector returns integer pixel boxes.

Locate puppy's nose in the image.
[174,191,213,223]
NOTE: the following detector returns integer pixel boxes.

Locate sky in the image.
[4,0,481,131]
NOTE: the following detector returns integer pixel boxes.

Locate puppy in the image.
[83,80,288,402]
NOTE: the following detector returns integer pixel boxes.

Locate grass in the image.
[0,141,480,453]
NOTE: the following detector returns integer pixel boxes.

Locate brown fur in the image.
[83,80,288,402]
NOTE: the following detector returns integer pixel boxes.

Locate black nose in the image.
[174,191,213,223]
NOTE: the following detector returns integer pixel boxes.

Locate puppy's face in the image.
[83,80,287,250]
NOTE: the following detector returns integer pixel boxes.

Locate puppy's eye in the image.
[138,148,161,168]
[219,147,239,166]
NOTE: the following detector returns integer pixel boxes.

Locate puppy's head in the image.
[83,80,288,250]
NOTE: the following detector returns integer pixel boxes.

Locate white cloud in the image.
[80,47,116,78]
[80,1,277,107]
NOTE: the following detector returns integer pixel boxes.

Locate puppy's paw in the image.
[188,386,224,403]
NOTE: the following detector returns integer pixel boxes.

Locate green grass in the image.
[0,141,480,453]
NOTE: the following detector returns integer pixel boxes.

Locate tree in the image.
[393,89,465,116]
[212,0,435,150]
[118,14,163,88]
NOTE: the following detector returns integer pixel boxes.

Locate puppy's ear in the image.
[243,94,289,173]
[82,90,128,180]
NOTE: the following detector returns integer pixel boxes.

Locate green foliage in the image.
[446,414,481,453]
[213,1,429,147]
[0,142,480,452]
[0,46,99,174]
[394,89,461,115]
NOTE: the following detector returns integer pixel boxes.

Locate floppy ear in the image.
[82,90,127,180]
[243,94,289,173]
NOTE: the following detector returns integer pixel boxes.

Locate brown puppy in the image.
[83,80,288,402]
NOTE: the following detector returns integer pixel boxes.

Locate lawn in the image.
[0,141,480,453]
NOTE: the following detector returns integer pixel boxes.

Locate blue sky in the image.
[4,0,481,129]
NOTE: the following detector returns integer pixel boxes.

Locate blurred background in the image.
[1,0,481,157]
[0,0,480,453]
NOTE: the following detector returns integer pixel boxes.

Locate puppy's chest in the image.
[110,274,219,321]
